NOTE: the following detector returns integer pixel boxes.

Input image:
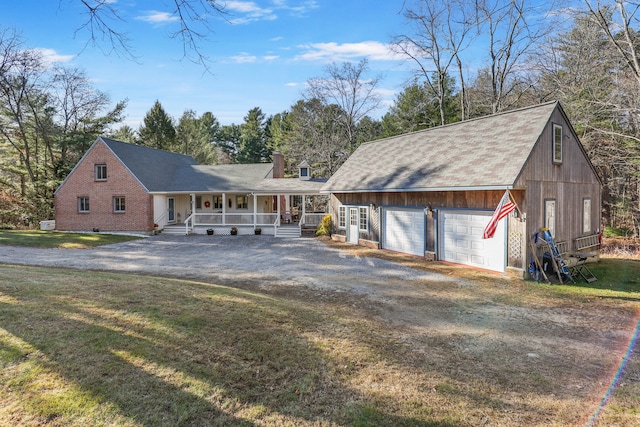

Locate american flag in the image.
[483,190,517,239]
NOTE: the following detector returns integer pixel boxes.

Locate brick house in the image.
[54,137,327,236]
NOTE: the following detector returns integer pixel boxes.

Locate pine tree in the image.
[138,100,176,150]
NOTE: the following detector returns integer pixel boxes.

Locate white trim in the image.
[321,185,514,194]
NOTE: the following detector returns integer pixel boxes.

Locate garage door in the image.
[439,210,506,272]
[382,208,425,256]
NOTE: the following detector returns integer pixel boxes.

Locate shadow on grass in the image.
[0,267,444,426]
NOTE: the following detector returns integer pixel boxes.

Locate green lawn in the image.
[0,230,142,248]
[532,258,640,298]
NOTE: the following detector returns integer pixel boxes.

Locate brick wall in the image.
[55,140,154,232]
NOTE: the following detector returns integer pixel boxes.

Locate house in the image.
[321,101,602,276]
[54,137,327,236]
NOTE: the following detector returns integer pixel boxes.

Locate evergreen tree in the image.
[175,110,219,164]
[382,76,459,138]
[138,100,176,150]
[237,107,268,163]
[216,124,241,164]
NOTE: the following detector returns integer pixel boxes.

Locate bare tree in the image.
[584,1,640,85]
[74,0,227,69]
[474,0,551,114]
[392,0,475,123]
[305,59,382,151]
[0,28,125,223]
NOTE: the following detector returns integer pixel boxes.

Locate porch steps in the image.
[161,225,189,235]
[276,226,301,238]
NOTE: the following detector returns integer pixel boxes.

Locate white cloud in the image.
[272,0,319,17]
[136,11,179,24]
[31,48,74,66]
[223,0,318,24]
[285,82,299,87]
[231,53,257,63]
[224,1,276,23]
[296,41,404,62]
[263,55,279,61]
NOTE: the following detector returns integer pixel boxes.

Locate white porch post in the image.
[191,193,196,226]
[302,195,306,224]
[277,194,281,225]
[253,194,257,227]
[222,193,226,226]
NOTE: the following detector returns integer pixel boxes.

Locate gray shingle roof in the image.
[322,101,559,193]
[254,177,328,194]
[102,138,198,192]
[103,138,316,193]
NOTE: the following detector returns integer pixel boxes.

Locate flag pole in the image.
[506,189,524,220]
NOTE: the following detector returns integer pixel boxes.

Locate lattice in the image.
[508,227,524,267]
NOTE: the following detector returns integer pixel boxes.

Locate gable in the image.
[323,102,559,193]
[515,106,601,187]
[101,138,198,192]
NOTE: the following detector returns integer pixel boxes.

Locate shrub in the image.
[0,223,16,230]
[603,226,634,238]
[316,214,332,236]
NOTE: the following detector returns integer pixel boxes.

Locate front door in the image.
[348,208,359,244]
[168,198,175,222]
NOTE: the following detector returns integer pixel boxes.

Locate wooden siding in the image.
[515,108,601,245]
[331,189,526,264]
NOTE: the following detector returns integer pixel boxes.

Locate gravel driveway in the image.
[2,232,637,425]
[0,234,451,305]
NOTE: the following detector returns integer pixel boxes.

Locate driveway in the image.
[1,233,637,423]
[0,234,451,312]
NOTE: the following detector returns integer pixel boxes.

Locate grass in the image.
[0,261,639,426]
[0,230,142,248]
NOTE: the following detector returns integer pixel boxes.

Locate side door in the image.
[348,207,359,244]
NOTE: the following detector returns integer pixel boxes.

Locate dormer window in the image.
[298,160,311,181]
[552,123,563,164]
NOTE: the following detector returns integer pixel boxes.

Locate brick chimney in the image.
[272,151,284,178]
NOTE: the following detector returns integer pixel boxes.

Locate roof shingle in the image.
[322,102,558,193]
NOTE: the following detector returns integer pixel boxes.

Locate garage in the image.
[438,210,506,272]
[382,207,426,256]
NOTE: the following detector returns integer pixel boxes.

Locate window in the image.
[583,198,592,234]
[359,207,368,231]
[113,196,126,212]
[338,206,346,229]
[213,196,223,209]
[236,195,248,209]
[300,167,308,177]
[553,124,563,164]
[544,199,556,237]
[195,196,202,209]
[78,197,90,213]
[95,164,107,181]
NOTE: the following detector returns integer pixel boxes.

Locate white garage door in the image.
[439,210,506,272]
[382,208,425,256]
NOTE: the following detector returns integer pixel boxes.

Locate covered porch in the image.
[185,192,327,236]
[155,188,327,237]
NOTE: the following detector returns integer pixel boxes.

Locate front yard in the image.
[0,247,638,426]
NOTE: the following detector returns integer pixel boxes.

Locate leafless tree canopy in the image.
[74,0,227,69]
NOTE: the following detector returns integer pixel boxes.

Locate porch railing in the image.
[299,212,326,229]
[184,212,279,233]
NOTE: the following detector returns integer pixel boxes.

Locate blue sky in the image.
[4,1,414,128]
